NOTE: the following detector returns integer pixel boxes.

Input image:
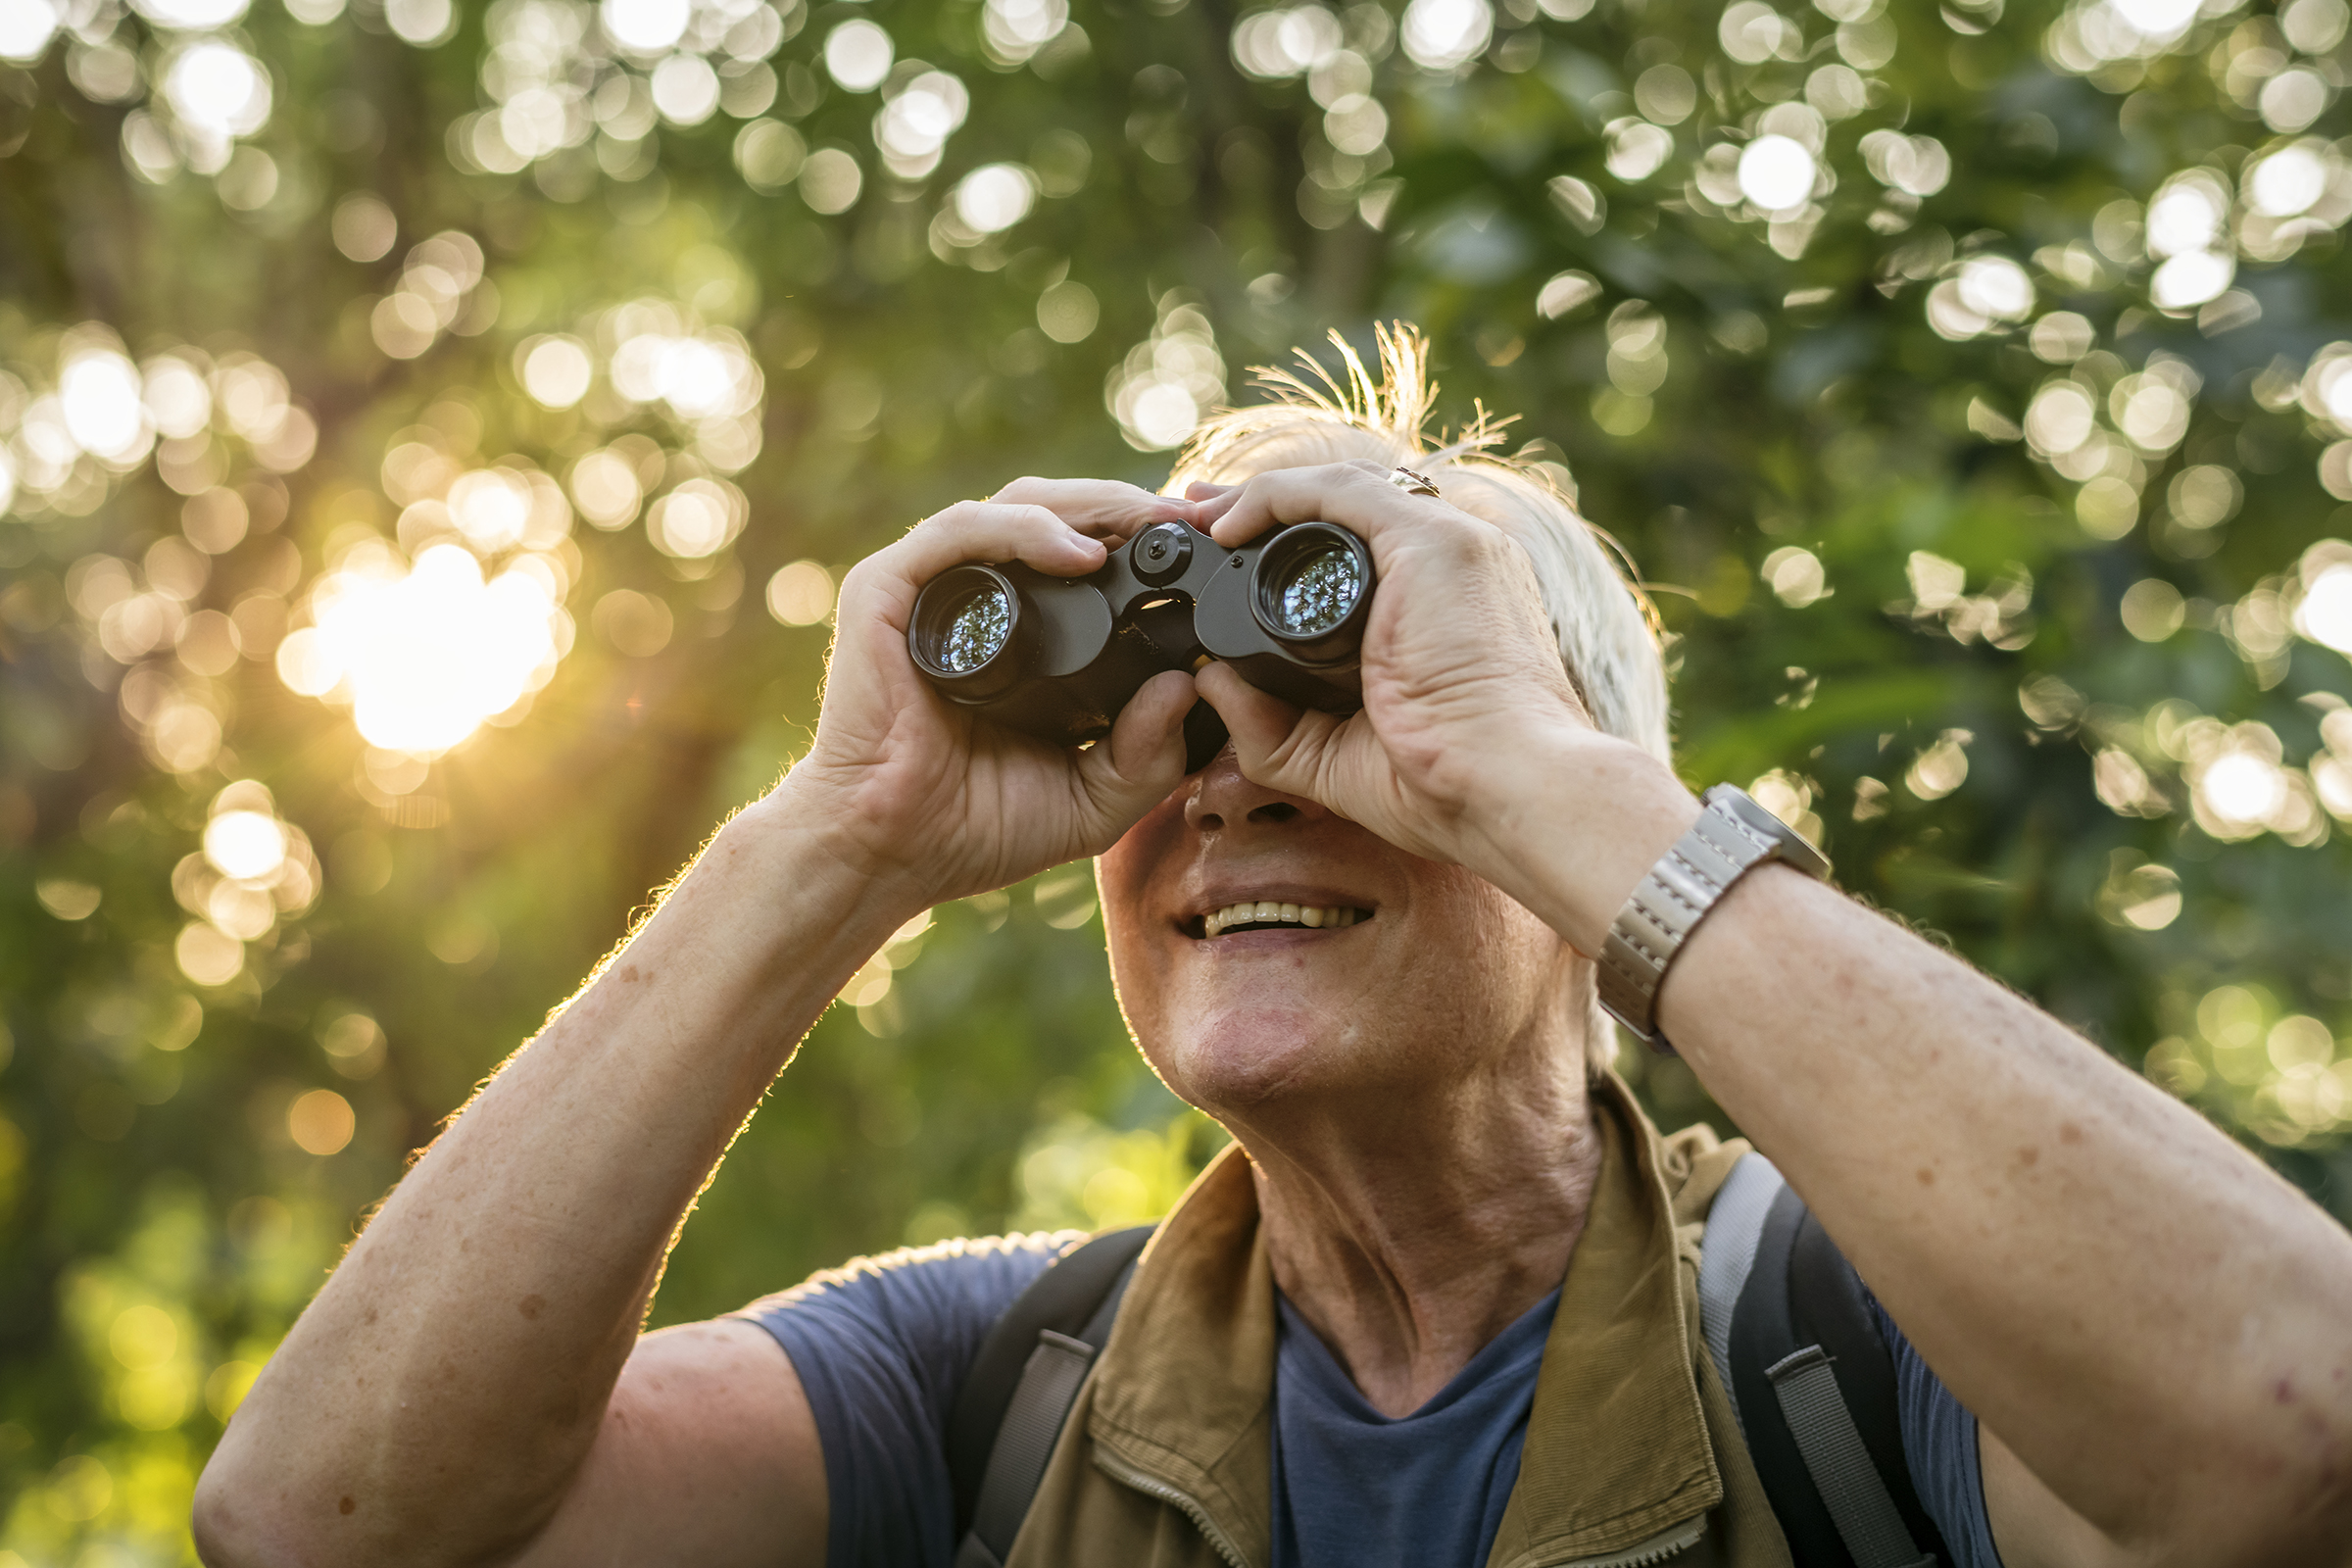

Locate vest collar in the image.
[1082,1073,1723,1568]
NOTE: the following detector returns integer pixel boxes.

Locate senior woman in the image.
[195,335,2352,1568]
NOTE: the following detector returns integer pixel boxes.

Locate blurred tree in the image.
[3,0,2352,1554]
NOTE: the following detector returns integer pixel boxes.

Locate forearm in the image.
[197,783,919,1568]
[1657,873,2352,1558]
[1477,730,2352,1560]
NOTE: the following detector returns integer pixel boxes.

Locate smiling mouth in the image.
[1190,901,1373,939]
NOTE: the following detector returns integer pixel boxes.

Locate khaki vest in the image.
[1004,1073,1795,1568]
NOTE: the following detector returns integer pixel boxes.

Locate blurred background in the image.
[4,0,2352,1551]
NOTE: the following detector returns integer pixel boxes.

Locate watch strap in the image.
[1597,784,1830,1053]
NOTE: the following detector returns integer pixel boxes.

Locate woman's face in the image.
[1096,747,1585,1121]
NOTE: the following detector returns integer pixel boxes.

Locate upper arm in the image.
[1980,1421,2140,1568]
[508,1319,827,1568]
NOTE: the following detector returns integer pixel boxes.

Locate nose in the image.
[1183,747,1326,833]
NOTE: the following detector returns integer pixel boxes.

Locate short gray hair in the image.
[1165,323,1672,764]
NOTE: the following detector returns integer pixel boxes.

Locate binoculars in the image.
[907,518,1376,772]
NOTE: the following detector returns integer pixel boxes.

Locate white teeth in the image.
[1200,901,1363,936]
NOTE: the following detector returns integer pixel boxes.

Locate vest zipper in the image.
[1091,1447,1252,1568]
[1547,1514,1705,1568]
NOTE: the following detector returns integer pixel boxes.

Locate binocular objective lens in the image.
[1274,543,1364,638]
[938,583,1013,673]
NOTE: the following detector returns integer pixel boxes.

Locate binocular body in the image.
[907,519,1376,772]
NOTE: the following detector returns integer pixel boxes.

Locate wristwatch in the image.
[1596,783,1831,1053]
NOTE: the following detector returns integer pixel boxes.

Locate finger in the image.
[858,500,1107,613]
[1183,481,1238,502]
[1194,662,1339,804]
[1190,485,1243,529]
[1077,668,1198,822]
[989,476,1191,542]
[1205,461,1433,550]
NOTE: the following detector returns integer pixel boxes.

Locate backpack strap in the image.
[1729,1183,1951,1568]
[947,1225,1153,1568]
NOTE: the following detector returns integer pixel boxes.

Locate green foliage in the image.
[4,0,2352,1554]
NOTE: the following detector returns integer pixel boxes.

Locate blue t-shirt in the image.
[743,1159,2002,1568]
[1269,1286,1557,1564]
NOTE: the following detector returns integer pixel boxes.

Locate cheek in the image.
[1401,878,1577,1024]
[1097,797,1188,1040]
[1098,789,1185,912]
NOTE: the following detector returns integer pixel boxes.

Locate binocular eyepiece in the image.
[908,519,1375,772]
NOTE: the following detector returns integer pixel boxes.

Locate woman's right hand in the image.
[775,478,1201,911]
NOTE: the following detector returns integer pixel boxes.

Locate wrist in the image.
[735,773,938,938]
[1460,726,1701,957]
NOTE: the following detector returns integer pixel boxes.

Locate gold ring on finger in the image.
[1387,466,1442,498]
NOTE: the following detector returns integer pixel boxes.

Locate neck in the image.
[1228,1037,1605,1418]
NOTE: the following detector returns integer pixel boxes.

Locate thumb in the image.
[1194,662,1345,801]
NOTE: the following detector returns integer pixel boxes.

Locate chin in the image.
[1149,1003,1369,1114]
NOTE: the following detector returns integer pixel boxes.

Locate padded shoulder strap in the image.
[1728,1184,1951,1568]
[947,1225,1154,1547]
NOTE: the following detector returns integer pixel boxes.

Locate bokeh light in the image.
[132,0,253,25]
[824,19,891,90]
[766,561,835,625]
[141,356,212,440]
[2250,143,2328,218]
[570,447,648,526]
[1604,119,1673,182]
[1107,300,1224,451]
[652,52,721,123]
[799,146,863,213]
[646,477,746,559]
[603,0,689,52]
[0,0,59,62]
[280,542,572,755]
[1957,257,2035,324]
[1737,135,1815,212]
[734,118,807,189]
[2300,568,2352,652]
[332,194,399,262]
[1399,0,1492,70]
[876,71,968,177]
[519,336,595,409]
[287,1090,355,1155]
[954,164,1037,234]
[1231,5,1341,78]
[984,0,1068,63]
[60,351,151,466]
[164,41,272,141]
[204,811,287,882]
